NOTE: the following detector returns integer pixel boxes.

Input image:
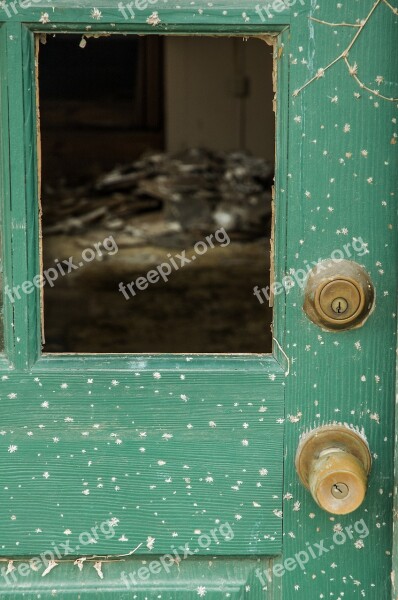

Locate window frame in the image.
[0,18,290,373]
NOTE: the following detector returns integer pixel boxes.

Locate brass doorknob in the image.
[295,425,371,514]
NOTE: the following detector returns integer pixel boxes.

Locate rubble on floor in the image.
[42,148,274,353]
[43,148,274,245]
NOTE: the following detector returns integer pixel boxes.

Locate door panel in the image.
[0,360,284,556]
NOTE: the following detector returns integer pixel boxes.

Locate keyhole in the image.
[331,482,349,499]
[331,297,349,315]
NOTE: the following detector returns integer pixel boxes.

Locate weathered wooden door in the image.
[0,1,397,598]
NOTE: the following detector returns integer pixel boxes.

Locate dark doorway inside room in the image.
[38,35,275,353]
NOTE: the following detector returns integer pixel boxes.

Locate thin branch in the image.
[293,54,344,96]
[382,0,398,15]
[344,57,398,101]
[0,543,143,565]
[309,17,361,27]
[294,0,398,101]
[345,0,382,55]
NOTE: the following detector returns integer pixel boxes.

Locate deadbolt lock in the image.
[303,260,374,331]
[295,425,372,515]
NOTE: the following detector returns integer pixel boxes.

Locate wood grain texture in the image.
[0,1,295,26]
[0,1,396,599]
[282,2,398,599]
[0,363,285,557]
[0,556,276,598]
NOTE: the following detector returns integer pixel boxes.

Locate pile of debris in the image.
[43,148,274,243]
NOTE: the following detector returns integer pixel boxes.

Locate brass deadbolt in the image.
[303,260,374,331]
[295,425,372,515]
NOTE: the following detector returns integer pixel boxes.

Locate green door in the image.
[0,1,397,598]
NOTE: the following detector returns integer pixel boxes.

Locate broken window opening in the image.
[38,34,275,354]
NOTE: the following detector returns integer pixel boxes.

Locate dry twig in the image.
[294,0,398,101]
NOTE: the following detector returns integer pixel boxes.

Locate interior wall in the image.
[164,37,275,161]
[39,35,165,183]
